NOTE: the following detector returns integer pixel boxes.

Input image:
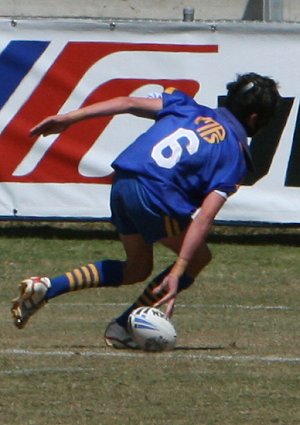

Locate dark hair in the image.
[224,72,280,135]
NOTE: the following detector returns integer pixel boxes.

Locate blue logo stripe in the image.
[0,40,50,108]
[134,317,158,331]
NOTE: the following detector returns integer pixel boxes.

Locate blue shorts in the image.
[110,172,190,243]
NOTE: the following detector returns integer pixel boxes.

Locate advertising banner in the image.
[0,19,299,224]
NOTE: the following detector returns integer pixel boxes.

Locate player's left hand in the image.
[153,274,179,318]
[30,115,71,137]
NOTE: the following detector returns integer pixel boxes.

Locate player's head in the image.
[225,72,280,136]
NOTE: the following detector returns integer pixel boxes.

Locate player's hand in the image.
[153,274,179,318]
[30,115,71,137]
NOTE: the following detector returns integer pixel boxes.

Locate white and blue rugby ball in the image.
[128,307,177,352]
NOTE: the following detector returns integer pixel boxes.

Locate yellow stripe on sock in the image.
[138,283,168,306]
[149,280,159,290]
[87,263,100,287]
[139,292,156,306]
[67,264,100,291]
[74,268,84,289]
[66,271,76,291]
[78,266,90,288]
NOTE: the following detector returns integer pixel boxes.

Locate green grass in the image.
[0,222,300,425]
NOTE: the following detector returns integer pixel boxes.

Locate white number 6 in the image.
[151,128,199,169]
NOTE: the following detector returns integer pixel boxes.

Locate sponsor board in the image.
[0,20,299,223]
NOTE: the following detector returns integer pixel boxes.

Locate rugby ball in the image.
[128,307,176,352]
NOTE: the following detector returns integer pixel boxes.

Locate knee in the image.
[123,261,153,284]
[133,265,153,283]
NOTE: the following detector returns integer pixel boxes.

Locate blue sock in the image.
[116,266,194,329]
[45,260,124,300]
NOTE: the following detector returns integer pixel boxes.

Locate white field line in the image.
[47,303,300,311]
[1,301,297,311]
[1,348,300,377]
[0,302,297,325]
[0,366,97,376]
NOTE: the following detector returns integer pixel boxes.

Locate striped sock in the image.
[45,260,124,300]
[116,265,194,328]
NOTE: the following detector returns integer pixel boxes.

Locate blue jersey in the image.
[112,88,251,219]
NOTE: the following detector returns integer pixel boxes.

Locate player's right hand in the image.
[153,273,179,318]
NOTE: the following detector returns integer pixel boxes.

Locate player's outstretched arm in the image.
[29,96,163,137]
[154,191,226,317]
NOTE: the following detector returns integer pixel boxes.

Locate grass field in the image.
[0,222,300,425]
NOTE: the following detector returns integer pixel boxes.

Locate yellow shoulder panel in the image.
[164,87,176,94]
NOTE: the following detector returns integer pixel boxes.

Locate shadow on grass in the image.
[0,223,119,241]
[208,231,300,247]
[0,222,299,246]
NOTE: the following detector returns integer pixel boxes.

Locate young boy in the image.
[11,72,280,348]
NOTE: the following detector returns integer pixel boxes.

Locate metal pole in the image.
[183,7,195,22]
[263,0,283,21]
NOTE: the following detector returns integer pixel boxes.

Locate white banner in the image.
[0,19,299,224]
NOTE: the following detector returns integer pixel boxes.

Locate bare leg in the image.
[160,231,212,278]
[11,233,155,329]
[119,233,154,284]
[113,231,212,327]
